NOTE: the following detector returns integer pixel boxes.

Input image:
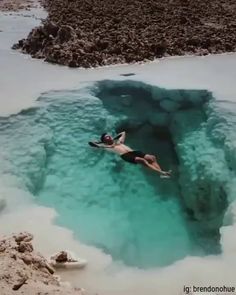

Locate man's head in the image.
[100,133,114,145]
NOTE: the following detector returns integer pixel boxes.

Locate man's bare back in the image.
[89,132,171,177]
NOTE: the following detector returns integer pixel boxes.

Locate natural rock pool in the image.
[1,79,235,268]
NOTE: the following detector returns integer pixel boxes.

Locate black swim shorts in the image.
[121,151,146,164]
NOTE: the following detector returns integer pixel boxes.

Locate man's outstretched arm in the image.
[88,141,102,148]
[116,131,126,144]
[88,141,114,148]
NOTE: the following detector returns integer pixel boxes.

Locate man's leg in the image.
[144,154,161,169]
[144,154,171,176]
[135,157,164,175]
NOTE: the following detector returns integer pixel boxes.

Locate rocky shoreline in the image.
[12,0,236,68]
[0,0,37,12]
[0,233,85,295]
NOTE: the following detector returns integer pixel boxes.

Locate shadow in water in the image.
[95,80,221,256]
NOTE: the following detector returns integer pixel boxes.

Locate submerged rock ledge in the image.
[0,232,84,295]
[13,0,236,68]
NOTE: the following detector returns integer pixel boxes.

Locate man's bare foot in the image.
[160,170,172,178]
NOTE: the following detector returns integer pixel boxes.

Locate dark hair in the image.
[100,133,108,143]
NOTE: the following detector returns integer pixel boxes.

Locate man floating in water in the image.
[89,131,171,177]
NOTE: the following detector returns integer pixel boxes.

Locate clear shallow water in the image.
[37,91,192,268]
[1,80,234,269]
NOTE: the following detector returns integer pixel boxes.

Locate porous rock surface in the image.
[0,232,84,295]
[0,0,37,12]
[13,0,236,67]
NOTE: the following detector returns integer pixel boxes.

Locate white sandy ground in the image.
[1,6,236,295]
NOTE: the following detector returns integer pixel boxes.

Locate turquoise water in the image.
[1,80,230,268]
[36,95,189,267]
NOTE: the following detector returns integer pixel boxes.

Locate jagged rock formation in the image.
[0,0,36,11]
[13,0,236,67]
[0,232,85,295]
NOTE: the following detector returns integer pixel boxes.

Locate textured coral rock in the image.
[0,233,85,294]
[0,0,37,11]
[13,0,236,68]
